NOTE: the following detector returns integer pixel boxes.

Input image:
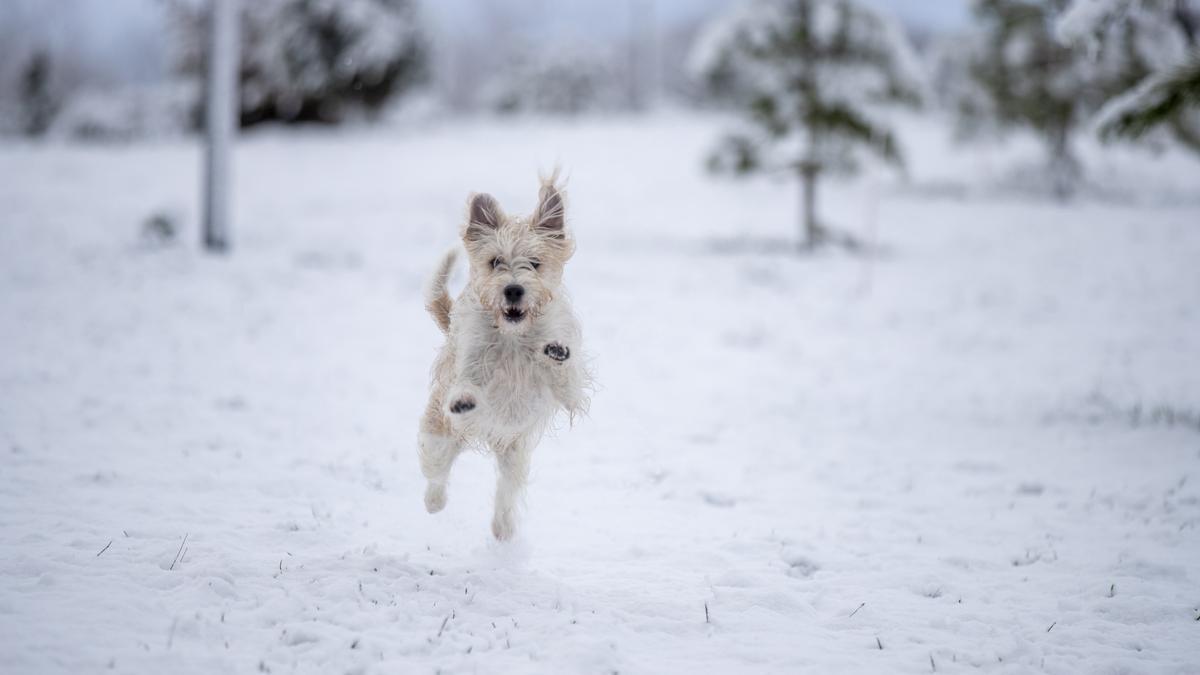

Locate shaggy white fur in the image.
[418,173,589,540]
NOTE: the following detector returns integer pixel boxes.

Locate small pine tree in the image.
[692,0,922,250]
[958,0,1130,198]
[169,0,429,127]
[19,50,58,136]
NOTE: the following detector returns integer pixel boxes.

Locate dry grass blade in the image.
[169,533,189,571]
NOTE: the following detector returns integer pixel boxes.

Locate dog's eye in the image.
[530,259,541,270]
[491,257,503,270]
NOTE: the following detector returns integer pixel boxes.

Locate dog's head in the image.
[461,174,574,335]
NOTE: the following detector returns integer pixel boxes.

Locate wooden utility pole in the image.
[203,0,238,252]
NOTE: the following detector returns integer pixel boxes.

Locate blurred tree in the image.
[692,0,922,250]
[963,0,1089,198]
[486,44,622,116]
[19,50,58,136]
[169,0,429,128]
[1096,59,1200,148]
[955,0,1133,199]
[1057,0,1200,152]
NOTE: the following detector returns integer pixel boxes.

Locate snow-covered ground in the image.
[1,113,1198,673]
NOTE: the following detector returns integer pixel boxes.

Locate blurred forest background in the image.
[3,4,1199,671]
[1,0,1197,243]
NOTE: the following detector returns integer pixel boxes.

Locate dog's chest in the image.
[474,338,555,428]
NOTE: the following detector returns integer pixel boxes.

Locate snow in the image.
[1,112,1199,673]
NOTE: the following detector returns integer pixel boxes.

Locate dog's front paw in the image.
[544,342,570,362]
[448,396,476,414]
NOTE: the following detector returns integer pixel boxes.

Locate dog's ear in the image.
[464,193,503,242]
[532,180,565,239]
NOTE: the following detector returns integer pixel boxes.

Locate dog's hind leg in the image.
[491,438,533,541]
[418,401,462,514]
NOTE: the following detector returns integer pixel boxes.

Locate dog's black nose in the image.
[503,284,524,304]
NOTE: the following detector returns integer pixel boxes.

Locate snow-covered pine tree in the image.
[956,0,1130,199]
[1057,0,1200,152]
[691,0,922,250]
[169,0,429,127]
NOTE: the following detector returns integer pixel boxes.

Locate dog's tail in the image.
[424,247,458,334]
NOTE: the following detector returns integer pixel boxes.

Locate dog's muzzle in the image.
[502,284,526,323]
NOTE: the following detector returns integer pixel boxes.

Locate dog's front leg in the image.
[544,349,587,418]
[538,306,587,416]
[444,338,486,423]
[491,438,532,541]
[445,320,490,422]
[540,331,587,418]
[444,380,482,415]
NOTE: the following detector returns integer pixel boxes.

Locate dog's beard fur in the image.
[462,182,574,335]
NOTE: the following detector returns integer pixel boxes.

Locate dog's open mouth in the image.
[502,307,526,323]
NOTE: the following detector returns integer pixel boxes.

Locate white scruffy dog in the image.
[419,173,589,540]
